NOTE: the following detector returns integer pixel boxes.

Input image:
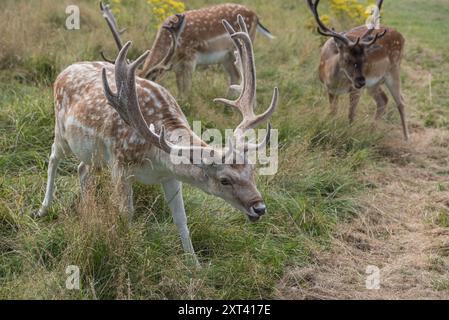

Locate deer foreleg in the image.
[349,89,362,124]
[78,162,92,199]
[368,86,389,120]
[223,52,242,95]
[111,165,134,219]
[175,61,196,98]
[162,179,200,268]
[328,93,339,116]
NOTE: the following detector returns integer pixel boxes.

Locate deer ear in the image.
[174,14,186,34]
[164,14,186,34]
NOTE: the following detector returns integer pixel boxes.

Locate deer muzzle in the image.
[247,201,266,222]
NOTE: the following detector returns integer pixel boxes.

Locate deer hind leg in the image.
[368,86,389,120]
[35,142,64,217]
[175,60,196,98]
[385,69,409,140]
[328,93,339,116]
[162,179,200,268]
[223,52,241,95]
[348,89,362,124]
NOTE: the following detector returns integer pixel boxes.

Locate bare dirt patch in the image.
[277,125,449,299]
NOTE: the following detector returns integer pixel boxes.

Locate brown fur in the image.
[318,25,408,140]
[54,62,194,164]
[139,3,261,96]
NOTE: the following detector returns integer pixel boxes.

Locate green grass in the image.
[384,0,449,127]
[0,0,447,299]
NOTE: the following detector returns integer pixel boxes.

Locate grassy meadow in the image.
[0,0,448,299]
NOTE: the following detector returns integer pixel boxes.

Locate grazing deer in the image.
[307,0,408,140]
[101,3,274,97]
[99,2,185,72]
[36,16,279,266]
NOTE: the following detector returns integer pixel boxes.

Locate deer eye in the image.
[220,178,232,186]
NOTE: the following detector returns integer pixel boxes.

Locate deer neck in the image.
[140,28,173,78]
[333,54,347,80]
[151,129,209,188]
[166,158,206,187]
[324,53,352,92]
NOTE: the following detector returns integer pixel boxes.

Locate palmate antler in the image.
[103,41,229,165]
[99,1,184,76]
[377,0,384,11]
[306,0,386,47]
[99,1,125,63]
[214,15,279,153]
[102,43,153,142]
[103,18,278,165]
[102,42,207,162]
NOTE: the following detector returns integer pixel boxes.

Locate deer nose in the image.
[252,202,266,216]
[355,76,366,88]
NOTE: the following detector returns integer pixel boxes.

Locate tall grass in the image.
[1,0,441,299]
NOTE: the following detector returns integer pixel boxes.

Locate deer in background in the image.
[100,2,185,72]
[307,0,408,140]
[101,3,274,97]
[36,15,279,266]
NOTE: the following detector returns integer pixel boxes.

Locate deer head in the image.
[100,2,184,76]
[142,14,186,81]
[307,0,386,89]
[102,15,279,222]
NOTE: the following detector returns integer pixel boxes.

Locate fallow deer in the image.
[36,15,279,266]
[307,0,408,140]
[101,3,275,97]
[99,1,185,72]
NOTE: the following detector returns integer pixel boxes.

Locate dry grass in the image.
[0,0,156,77]
[277,121,449,299]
